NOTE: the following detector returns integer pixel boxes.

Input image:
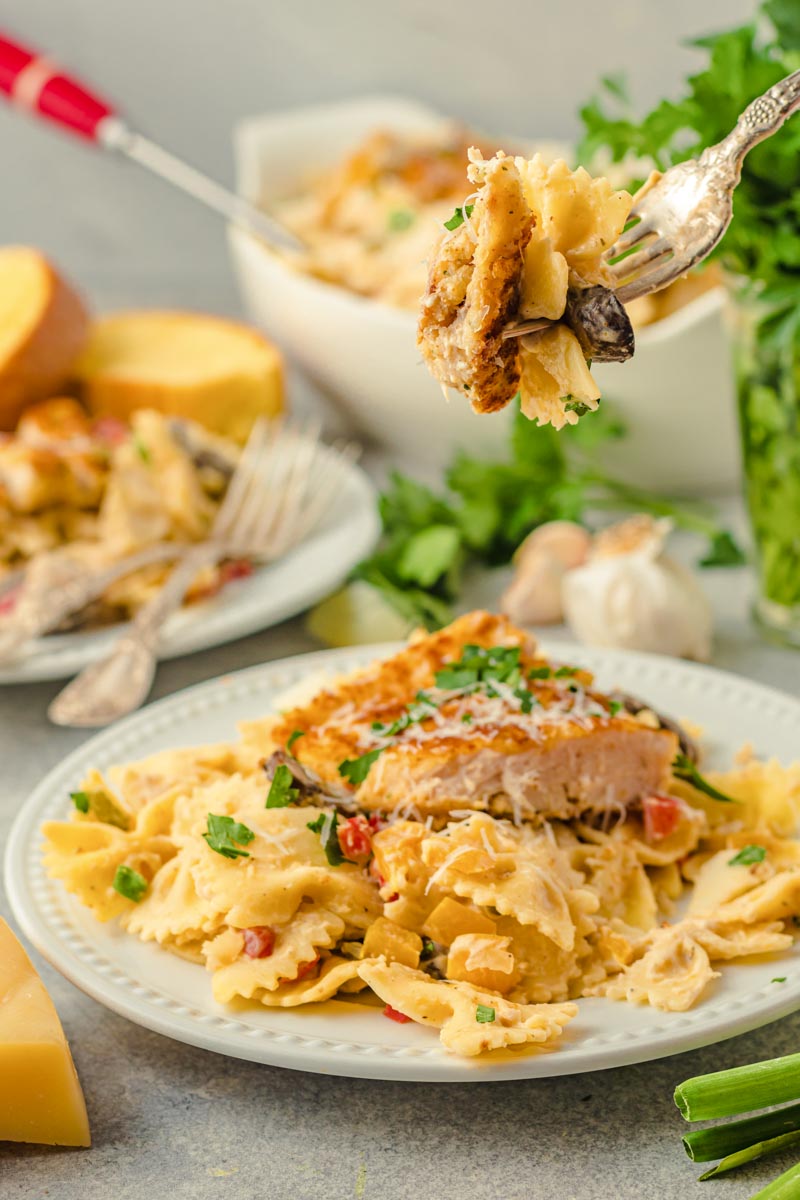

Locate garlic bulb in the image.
[501,521,591,625]
[561,515,712,660]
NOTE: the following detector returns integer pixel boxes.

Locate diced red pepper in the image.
[383,1004,412,1024]
[92,416,129,446]
[369,858,386,886]
[294,956,320,981]
[367,814,385,832]
[338,815,372,862]
[0,588,19,616]
[642,793,682,842]
[242,926,276,959]
[220,558,254,586]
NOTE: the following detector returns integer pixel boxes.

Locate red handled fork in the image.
[0,31,302,253]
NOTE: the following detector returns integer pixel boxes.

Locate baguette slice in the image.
[0,247,90,430]
[75,311,285,442]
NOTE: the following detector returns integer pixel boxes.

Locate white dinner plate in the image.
[6,642,800,1082]
[0,449,379,684]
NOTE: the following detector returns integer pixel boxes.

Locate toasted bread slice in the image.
[0,248,89,430]
[75,311,284,443]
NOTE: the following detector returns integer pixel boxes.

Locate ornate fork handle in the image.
[709,68,800,172]
[126,541,224,651]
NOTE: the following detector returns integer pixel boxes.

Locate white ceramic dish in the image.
[229,94,740,493]
[7,641,800,1082]
[0,450,378,685]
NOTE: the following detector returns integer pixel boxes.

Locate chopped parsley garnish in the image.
[476,1004,496,1024]
[286,730,305,752]
[608,700,623,717]
[306,811,351,867]
[555,665,579,678]
[388,209,415,232]
[772,977,787,984]
[421,938,437,960]
[338,746,387,786]
[444,203,475,231]
[266,764,299,809]
[203,813,255,859]
[564,399,592,417]
[112,864,148,903]
[728,844,767,867]
[672,754,739,804]
[461,712,473,723]
[528,666,552,680]
[70,790,90,814]
[133,436,151,465]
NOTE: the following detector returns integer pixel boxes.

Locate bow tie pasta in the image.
[417,148,632,429]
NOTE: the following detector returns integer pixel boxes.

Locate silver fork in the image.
[505,68,800,341]
[48,419,357,727]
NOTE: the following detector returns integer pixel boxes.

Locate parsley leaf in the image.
[203,813,255,859]
[444,203,475,231]
[112,864,148,902]
[476,1004,496,1023]
[286,730,305,752]
[388,209,415,232]
[306,811,349,867]
[728,844,767,867]
[338,746,386,786]
[699,530,748,568]
[133,435,151,465]
[772,976,787,984]
[266,764,299,809]
[608,700,623,717]
[70,790,90,814]
[672,754,739,804]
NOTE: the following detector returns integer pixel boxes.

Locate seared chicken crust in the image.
[269,611,678,822]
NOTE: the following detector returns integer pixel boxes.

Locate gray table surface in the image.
[1,562,799,1200]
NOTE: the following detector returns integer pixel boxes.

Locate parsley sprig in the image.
[307,811,355,867]
[112,864,148,902]
[203,813,255,859]
[350,404,741,632]
[266,764,299,809]
[728,844,767,867]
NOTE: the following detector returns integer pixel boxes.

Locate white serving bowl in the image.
[229,96,740,494]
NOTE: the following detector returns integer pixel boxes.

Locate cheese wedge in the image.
[75,310,285,442]
[0,918,90,1146]
[0,247,90,430]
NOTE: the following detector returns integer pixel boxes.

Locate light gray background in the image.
[0,0,753,313]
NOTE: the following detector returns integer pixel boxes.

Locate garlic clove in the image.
[502,521,591,626]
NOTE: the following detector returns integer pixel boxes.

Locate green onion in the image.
[475,1004,496,1023]
[750,1161,800,1198]
[672,753,739,803]
[728,844,766,866]
[698,1129,800,1180]
[70,790,90,813]
[683,1102,800,1163]
[675,1052,800,1121]
[112,865,148,902]
[203,813,255,859]
[266,764,299,809]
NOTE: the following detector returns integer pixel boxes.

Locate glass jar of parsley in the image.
[730,286,800,644]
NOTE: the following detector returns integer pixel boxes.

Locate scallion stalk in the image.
[750,1160,800,1199]
[697,1130,800,1180]
[683,1102,800,1162]
[675,1053,800,1121]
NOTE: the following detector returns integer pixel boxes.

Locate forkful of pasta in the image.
[418,69,800,430]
